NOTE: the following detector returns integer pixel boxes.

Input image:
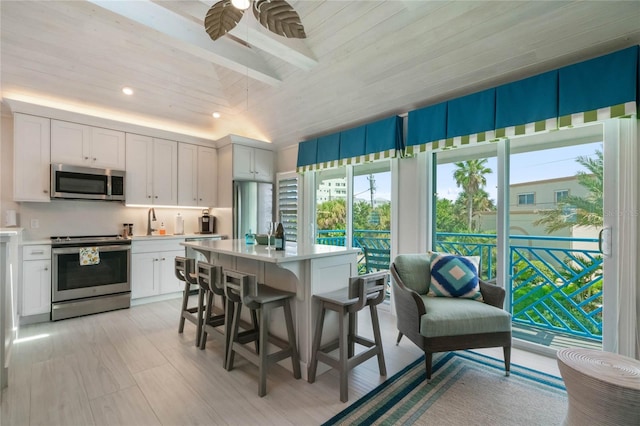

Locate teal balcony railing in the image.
[315,229,603,344]
[317,229,390,274]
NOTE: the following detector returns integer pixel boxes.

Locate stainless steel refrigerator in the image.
[233,181,273,240]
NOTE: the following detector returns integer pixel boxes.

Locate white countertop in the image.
[0,228,22,236]
[132,233,225,241]
[18,233,225,246]
[181,239,360,264]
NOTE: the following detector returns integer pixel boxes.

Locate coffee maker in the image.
[198,209,215,234]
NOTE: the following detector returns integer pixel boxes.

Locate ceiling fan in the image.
[204,0,306,41]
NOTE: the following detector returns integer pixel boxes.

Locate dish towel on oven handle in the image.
[79,247,100,265]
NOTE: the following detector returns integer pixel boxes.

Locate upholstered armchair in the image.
[391,253,512,379]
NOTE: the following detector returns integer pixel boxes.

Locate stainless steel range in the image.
[51,235,131,321]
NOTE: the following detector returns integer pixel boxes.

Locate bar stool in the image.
[197,262,227,353]
[224,269,301,397]
[175,256,204,347]
[308,271,388,402]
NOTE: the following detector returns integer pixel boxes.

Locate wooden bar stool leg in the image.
[338,308,349,403]
[348,311,356,358]
[258,305,270,397]
[251,308,260,354]
[308,301,326,383]
[283,298,301,379]
[178,281,190,333]
[199,290,214,350]
[226,300,242,371]
[370,304,387,376]
[195,287,205,347]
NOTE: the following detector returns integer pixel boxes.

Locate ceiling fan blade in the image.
[204,0,244,41]
[253,0,306,39]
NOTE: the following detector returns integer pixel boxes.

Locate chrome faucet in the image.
[147,208,157,235]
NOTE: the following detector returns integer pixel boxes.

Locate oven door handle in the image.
[52,244,131,254]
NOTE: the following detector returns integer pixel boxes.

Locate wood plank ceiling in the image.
[2,1,639,150]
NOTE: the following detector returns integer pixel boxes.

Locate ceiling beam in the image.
[88,0,281,86]
[229,13,318,71]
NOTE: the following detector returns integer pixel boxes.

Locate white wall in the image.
[276,144,299,173]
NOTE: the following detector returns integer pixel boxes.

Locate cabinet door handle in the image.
[43,190,49,194]
[84,156,89,160]
[44,267,49,271]
[93,158,97,161]
[31,250,45,255]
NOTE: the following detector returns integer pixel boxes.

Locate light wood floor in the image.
[1,298,560,426]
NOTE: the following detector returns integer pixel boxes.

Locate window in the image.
[277,172,299,242]
[518,193,535,205]
[555,189,569,203]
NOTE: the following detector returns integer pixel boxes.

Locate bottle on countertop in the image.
[245,228,255,245]
[159,222,166,235]
[175,213,184,235]
[274,220,285,250]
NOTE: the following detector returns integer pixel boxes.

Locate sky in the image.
[437,142,602,202]
[352,141,602,203]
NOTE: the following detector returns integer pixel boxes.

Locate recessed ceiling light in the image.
[122,87,134,95]
[212,112,221,119]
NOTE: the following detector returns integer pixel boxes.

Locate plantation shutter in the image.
[277,172,298,242]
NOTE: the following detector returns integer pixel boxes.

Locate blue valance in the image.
[559,45,638,116]
[365,116,404,155]
[296,138,317,168]
[297,115,404,171]
[406,45,639,151]
[301,45,639,169]
[316,133,341,163]
[496,70,558,129]
[339,126,366,160]
[407,102,447,147]
[447,88,496,139]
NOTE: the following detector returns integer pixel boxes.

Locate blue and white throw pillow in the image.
[428,252,483,301]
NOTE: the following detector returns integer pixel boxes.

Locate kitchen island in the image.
[180,239,361,379]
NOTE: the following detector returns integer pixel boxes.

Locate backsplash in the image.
[16,200,231,241]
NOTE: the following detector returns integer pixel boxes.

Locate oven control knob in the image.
[66,237,71,241]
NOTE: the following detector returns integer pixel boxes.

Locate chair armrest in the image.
[391,264,426,343]
[479,279,505,309]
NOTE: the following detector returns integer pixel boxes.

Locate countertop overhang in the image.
[181,239,360,264]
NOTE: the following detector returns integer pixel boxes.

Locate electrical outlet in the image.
[30,219,39,229]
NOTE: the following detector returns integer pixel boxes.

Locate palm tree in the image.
[453,159,493,229]
[534,150,603,232]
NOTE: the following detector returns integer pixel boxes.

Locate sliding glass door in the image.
[434,145,498,281]
[508,125,605,350]
[430,122,616,353]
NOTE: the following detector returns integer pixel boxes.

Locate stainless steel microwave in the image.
[50,163,125,201]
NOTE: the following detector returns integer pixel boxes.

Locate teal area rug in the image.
[323,351,567,426]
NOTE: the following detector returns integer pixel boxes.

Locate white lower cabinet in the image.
[21,245,51,317]
[131,240,184,299]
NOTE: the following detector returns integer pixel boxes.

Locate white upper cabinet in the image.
[51,120,125,170]
[178,143,198,206]
[233,144,273,182]
[126,134,177,205]
[178,143,217,207]
[13,113,51,202]
[197,146,217,206]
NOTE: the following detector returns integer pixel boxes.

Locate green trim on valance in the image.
[295,148,397,173]
[558,101,637,128]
